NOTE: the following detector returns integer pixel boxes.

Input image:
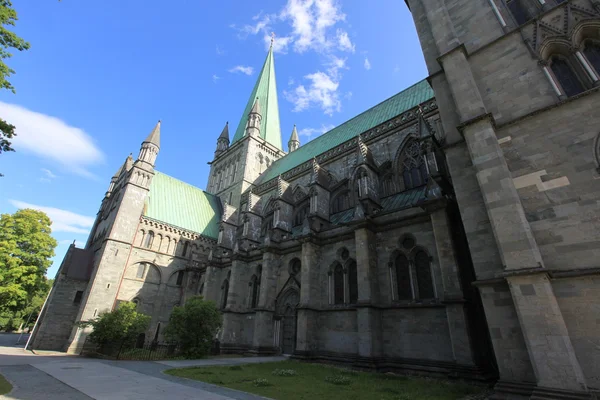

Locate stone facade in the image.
[28,2,600,398]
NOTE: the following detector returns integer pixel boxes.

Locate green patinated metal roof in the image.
[145,171,221,239]
[231,46,282,150]
[380,185,427,211]
[256,79,434,185]
[326,186,428,226]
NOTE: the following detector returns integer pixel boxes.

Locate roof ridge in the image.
[265,79,430,170]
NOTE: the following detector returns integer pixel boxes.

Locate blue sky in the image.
[0,0,427,278]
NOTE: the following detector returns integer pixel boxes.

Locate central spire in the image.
[231,45,282,150]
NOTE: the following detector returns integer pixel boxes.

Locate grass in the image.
[165,360,483,400]
[0,374,12,395]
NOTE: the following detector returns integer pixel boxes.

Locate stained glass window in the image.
[334,264,345,305]
[583,42,600,77]
[551,57,585,97]
[415,250,435,299]
[395,254,412,300]
[348,261,358,304]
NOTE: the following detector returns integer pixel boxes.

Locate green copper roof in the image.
[256,79,434,185]
[145,171,222,239]
[231,46,282,150]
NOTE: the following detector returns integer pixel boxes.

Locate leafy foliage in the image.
[80,302,150,347]
[0,209,57,329]
[272,369,297,377]
[0,1,30,173]
[164,296,222,358]
[0,278,52,330]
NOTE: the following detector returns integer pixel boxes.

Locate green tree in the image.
[80,302,151,348]
[164,296,222,358]
[0,0,30,173]
[0,277,52,330]
[0,209,57,329]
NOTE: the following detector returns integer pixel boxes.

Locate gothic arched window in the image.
[381,174,394,197]
[143,231,154,249]
[261,214,274,237]
[506,0,530,26]
[550,56,585,97]
[176,270,184,286]
[333,264,345,305]
[221,279,229,309]
[583,41,600,76]
[400,141,428,190]
[415,250,435,299]
[347,260,358,304]
[182,241,189,257]
[250,274,260,308]
[395,254,412,300]
[293,204,309,227]
[331,191,351,214]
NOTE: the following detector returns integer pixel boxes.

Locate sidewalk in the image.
[0,339,283,400]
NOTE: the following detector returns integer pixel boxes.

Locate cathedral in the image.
[29,1,600,398]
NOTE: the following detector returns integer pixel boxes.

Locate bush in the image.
[79,302,150,348]
[325,375,352,385]
[164,296,222,358]
[271,369,297,376]
[252,378,271,387]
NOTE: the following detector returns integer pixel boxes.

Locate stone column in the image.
[251,251,279,354]
[430,208,474,366]
[220,258,247,352]
[202,265,222,303]
[507,274,587,392]
[295,239,319,356]
[354,226,382,360]
[417,1,588,393]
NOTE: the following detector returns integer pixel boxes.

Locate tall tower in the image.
[64,121,161,353]
[207,43,284,208]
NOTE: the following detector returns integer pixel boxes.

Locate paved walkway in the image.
[0,335,284,400]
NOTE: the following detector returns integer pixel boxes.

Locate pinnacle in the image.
[250,97,261,116]
[289,124,299,143]
[219,121,230,142]
[143,120,161,148]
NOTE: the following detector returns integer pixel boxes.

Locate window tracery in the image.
[400,140,428,190]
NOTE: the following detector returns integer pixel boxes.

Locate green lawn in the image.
[0,374,12,395]
[165,360,483,400]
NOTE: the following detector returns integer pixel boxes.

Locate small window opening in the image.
[73,290,83,304]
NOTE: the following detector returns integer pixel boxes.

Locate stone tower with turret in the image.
[206,43,285,209]
[62,122,161,353]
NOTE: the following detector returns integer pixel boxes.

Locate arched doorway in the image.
[276,288,299,355]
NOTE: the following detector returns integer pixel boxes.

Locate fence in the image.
[81,338,182,361]
[81,337,221,360]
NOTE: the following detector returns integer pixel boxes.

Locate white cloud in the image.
[337,29,354,52]
[285,71,340,115]
[216,45,225,56]
[234,0,353,115]
[280,0,346,53]
[0,102,104,178]
[228,65,254,75]
[364,57,371,70]
[298,124,335,139]
[9,200,95,235]
[212,74,221,83]
[238,11,273,38]
[263,33,293,54]
[41,168,56,179]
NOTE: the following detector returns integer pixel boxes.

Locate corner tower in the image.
[207,42,284,208]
